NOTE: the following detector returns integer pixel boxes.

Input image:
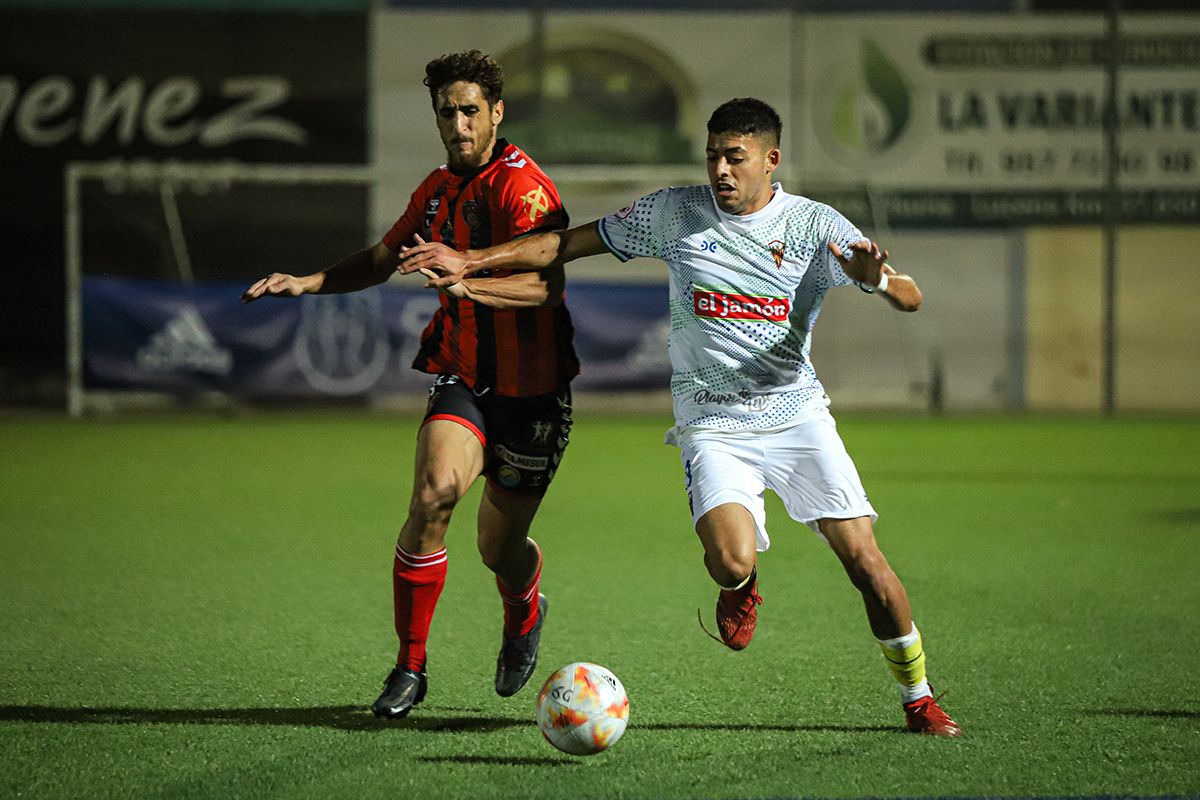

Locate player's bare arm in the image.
[241,241,399,303]
[827,240,922,313]
[399,223,607,286]
[418,264,566,309]
[398,230,565,308]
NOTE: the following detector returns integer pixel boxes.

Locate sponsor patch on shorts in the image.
[497,465,522,488]
[494,444,549,470]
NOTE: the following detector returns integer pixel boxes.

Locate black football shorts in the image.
[423,374,572,498]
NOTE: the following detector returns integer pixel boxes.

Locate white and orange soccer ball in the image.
[535,662,629,756]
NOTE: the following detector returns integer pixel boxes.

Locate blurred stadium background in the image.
[0,0,1197,414]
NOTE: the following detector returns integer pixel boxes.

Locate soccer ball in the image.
[535,662,629,756]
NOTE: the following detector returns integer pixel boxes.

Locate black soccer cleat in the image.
[494,593,548,698]
[371,666,427,719]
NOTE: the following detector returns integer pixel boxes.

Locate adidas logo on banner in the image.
[136,307,233,376]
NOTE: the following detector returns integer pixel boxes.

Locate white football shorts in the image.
[675,409,877,551]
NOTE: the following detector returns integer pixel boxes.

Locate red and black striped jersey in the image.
[383,139,579,397]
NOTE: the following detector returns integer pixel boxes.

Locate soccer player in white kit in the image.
[401,98,960,736]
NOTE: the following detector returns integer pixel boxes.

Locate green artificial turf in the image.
[1,412,1198,799]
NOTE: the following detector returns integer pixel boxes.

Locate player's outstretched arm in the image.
[827,240,922,312]
[399,223,608,285]
[240,242,399,303]
[418,264,567,310]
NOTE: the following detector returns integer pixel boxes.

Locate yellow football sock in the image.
[877,624,931,704]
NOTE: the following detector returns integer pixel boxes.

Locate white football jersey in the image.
[597,183,864,435]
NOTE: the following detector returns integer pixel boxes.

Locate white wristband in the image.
[875,270,889,294]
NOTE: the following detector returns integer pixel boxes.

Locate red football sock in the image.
[392,545,447,671]
[496,546,542,637]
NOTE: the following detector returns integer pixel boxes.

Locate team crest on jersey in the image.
[768,239,785,269]
[521,185,551,223]
[462,200,482,231]
[693,287,791,323]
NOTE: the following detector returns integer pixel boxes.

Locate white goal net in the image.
[65,160,374,416]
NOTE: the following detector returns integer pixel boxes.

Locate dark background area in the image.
[0,9,368,403]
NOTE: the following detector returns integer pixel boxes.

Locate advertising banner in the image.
[797,15,1200,225]
[0,9,369,391]
[82,278,670,398]
[372,9,1199,229]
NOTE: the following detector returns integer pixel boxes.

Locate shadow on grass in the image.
[420,755,577,767]
[869,470,1200,488]
[0,704,529,733]
[1157,508,1200,526]
[0,705,897,735]
[1083,708,1200,720]
[640,721,895,733]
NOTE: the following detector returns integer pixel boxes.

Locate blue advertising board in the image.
[83,277,671,399]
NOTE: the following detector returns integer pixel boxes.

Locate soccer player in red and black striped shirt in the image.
[241,51,578,719]
[384,134,577,397]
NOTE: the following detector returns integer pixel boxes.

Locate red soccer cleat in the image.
[699,570,763,650]
[904,691,961,737]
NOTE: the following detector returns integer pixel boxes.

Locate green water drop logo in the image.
[832,39,911,154]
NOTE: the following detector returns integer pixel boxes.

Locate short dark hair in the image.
[707,98,782,145]
[424,50,504,108]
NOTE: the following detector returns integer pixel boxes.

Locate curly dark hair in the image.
[706,98,782,145]
[424,50,504,108]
